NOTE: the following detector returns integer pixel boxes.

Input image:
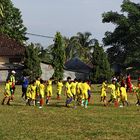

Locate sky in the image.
[12,0,140,48]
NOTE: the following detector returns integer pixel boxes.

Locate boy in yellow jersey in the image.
[35,77,40,104]
[65,77,73,107]
[57,79,63,100]
[70,78,77,100]
[120,84,129,107]
[31,80,37,106]
[81,80,90,108]
[46,78,53,105]
[10,70,16,100]
[107,80,118,107]
[2,80,11,105]
[100,80,107,106]
[76,79,82,105]
[26,82,32,106]
[39,79,45,108]
[115,81,121,102]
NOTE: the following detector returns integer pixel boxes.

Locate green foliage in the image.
[52,32,65,79]
[92,41,112,83]
[102,0,140,73]
[23,43,42,81]
[0,0,28,43]
[0,4,4,17]
[65,32,96,62]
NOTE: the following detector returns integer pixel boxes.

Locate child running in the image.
[56,79,63,100]
[100,79,107,106]
[120,84,129,107]
[76,79,82,105]
[46,78,53,105]
[65,77,73,107]
[107,80,118,107]
[70,78,77,100]
[26,82,32,106]
[39,79,45,108]
[31,80,37,106]
[2,79,11,105]
[81,80,90,108]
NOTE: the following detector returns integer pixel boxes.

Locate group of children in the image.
[100,76,140,107]
[2,73,140,108]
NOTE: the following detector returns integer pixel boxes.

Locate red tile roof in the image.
[0,34,25,56]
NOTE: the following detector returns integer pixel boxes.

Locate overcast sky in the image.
[12,0,139,47]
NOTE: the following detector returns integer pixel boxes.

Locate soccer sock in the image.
[85,100,88,106]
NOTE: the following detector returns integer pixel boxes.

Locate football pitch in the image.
[0,84,139,140]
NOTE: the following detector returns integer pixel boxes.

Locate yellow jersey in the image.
[108,84,116,99]
[57,82,63,91]
[31,85,36,100]
[71,82,77,95]
[120,87,127,101]
[65,82,72,97]
[39,83,45,98]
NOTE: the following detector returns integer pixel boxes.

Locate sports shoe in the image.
[39,106,43,109]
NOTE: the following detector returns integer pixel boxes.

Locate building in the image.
[41,57,93,80]
[0,34,25,81]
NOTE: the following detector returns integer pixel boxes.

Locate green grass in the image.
[0,84,139,140]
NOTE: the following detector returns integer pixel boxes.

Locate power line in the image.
[26,32,54,39]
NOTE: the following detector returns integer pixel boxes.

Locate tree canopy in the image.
[23,43,42,81]
[102,0,140,72]
[0,0,28,43]
[51,32,65,79]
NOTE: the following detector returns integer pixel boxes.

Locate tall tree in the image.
[92,40,112,83]
[23,43,42,81]
[102,0,140,71]
[52,32,65,79]
[65,32,95,62]
[0,0,28,43]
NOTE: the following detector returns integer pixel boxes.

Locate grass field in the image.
[0,84,139,140]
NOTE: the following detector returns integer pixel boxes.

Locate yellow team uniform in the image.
[39,83,45,98]
[77,82,82,96]
[81,82,90,100]
[46,80,53,96]
[120,87,127,101]
[115,83,120,97]
[4,82,11,97]
[108,84,116,99]
[31,85,36,100]
[101,82,107,97]
[36,80,40,93]
[26,85,32,99]
[57,82,63,95]
[71,82,77,96]
[65,82,73,98]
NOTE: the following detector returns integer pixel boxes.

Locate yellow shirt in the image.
[108,84,116,97]
[39,83,45,98]
[65,82,72,97]
[31,85,36,100]
[120,87,127,96]
[71,82,77,95]
[77,82,82,94]
[57,82,63,91]
[81,83,90,94]
[47,80,52,89]
[36,80,40,88]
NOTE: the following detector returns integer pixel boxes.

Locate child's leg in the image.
[85,99,88,108]
[2,97,7,105]
[103,96,107,106]
[66,97,73,106]
[7,97,11,105]
[33,100,35,106]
